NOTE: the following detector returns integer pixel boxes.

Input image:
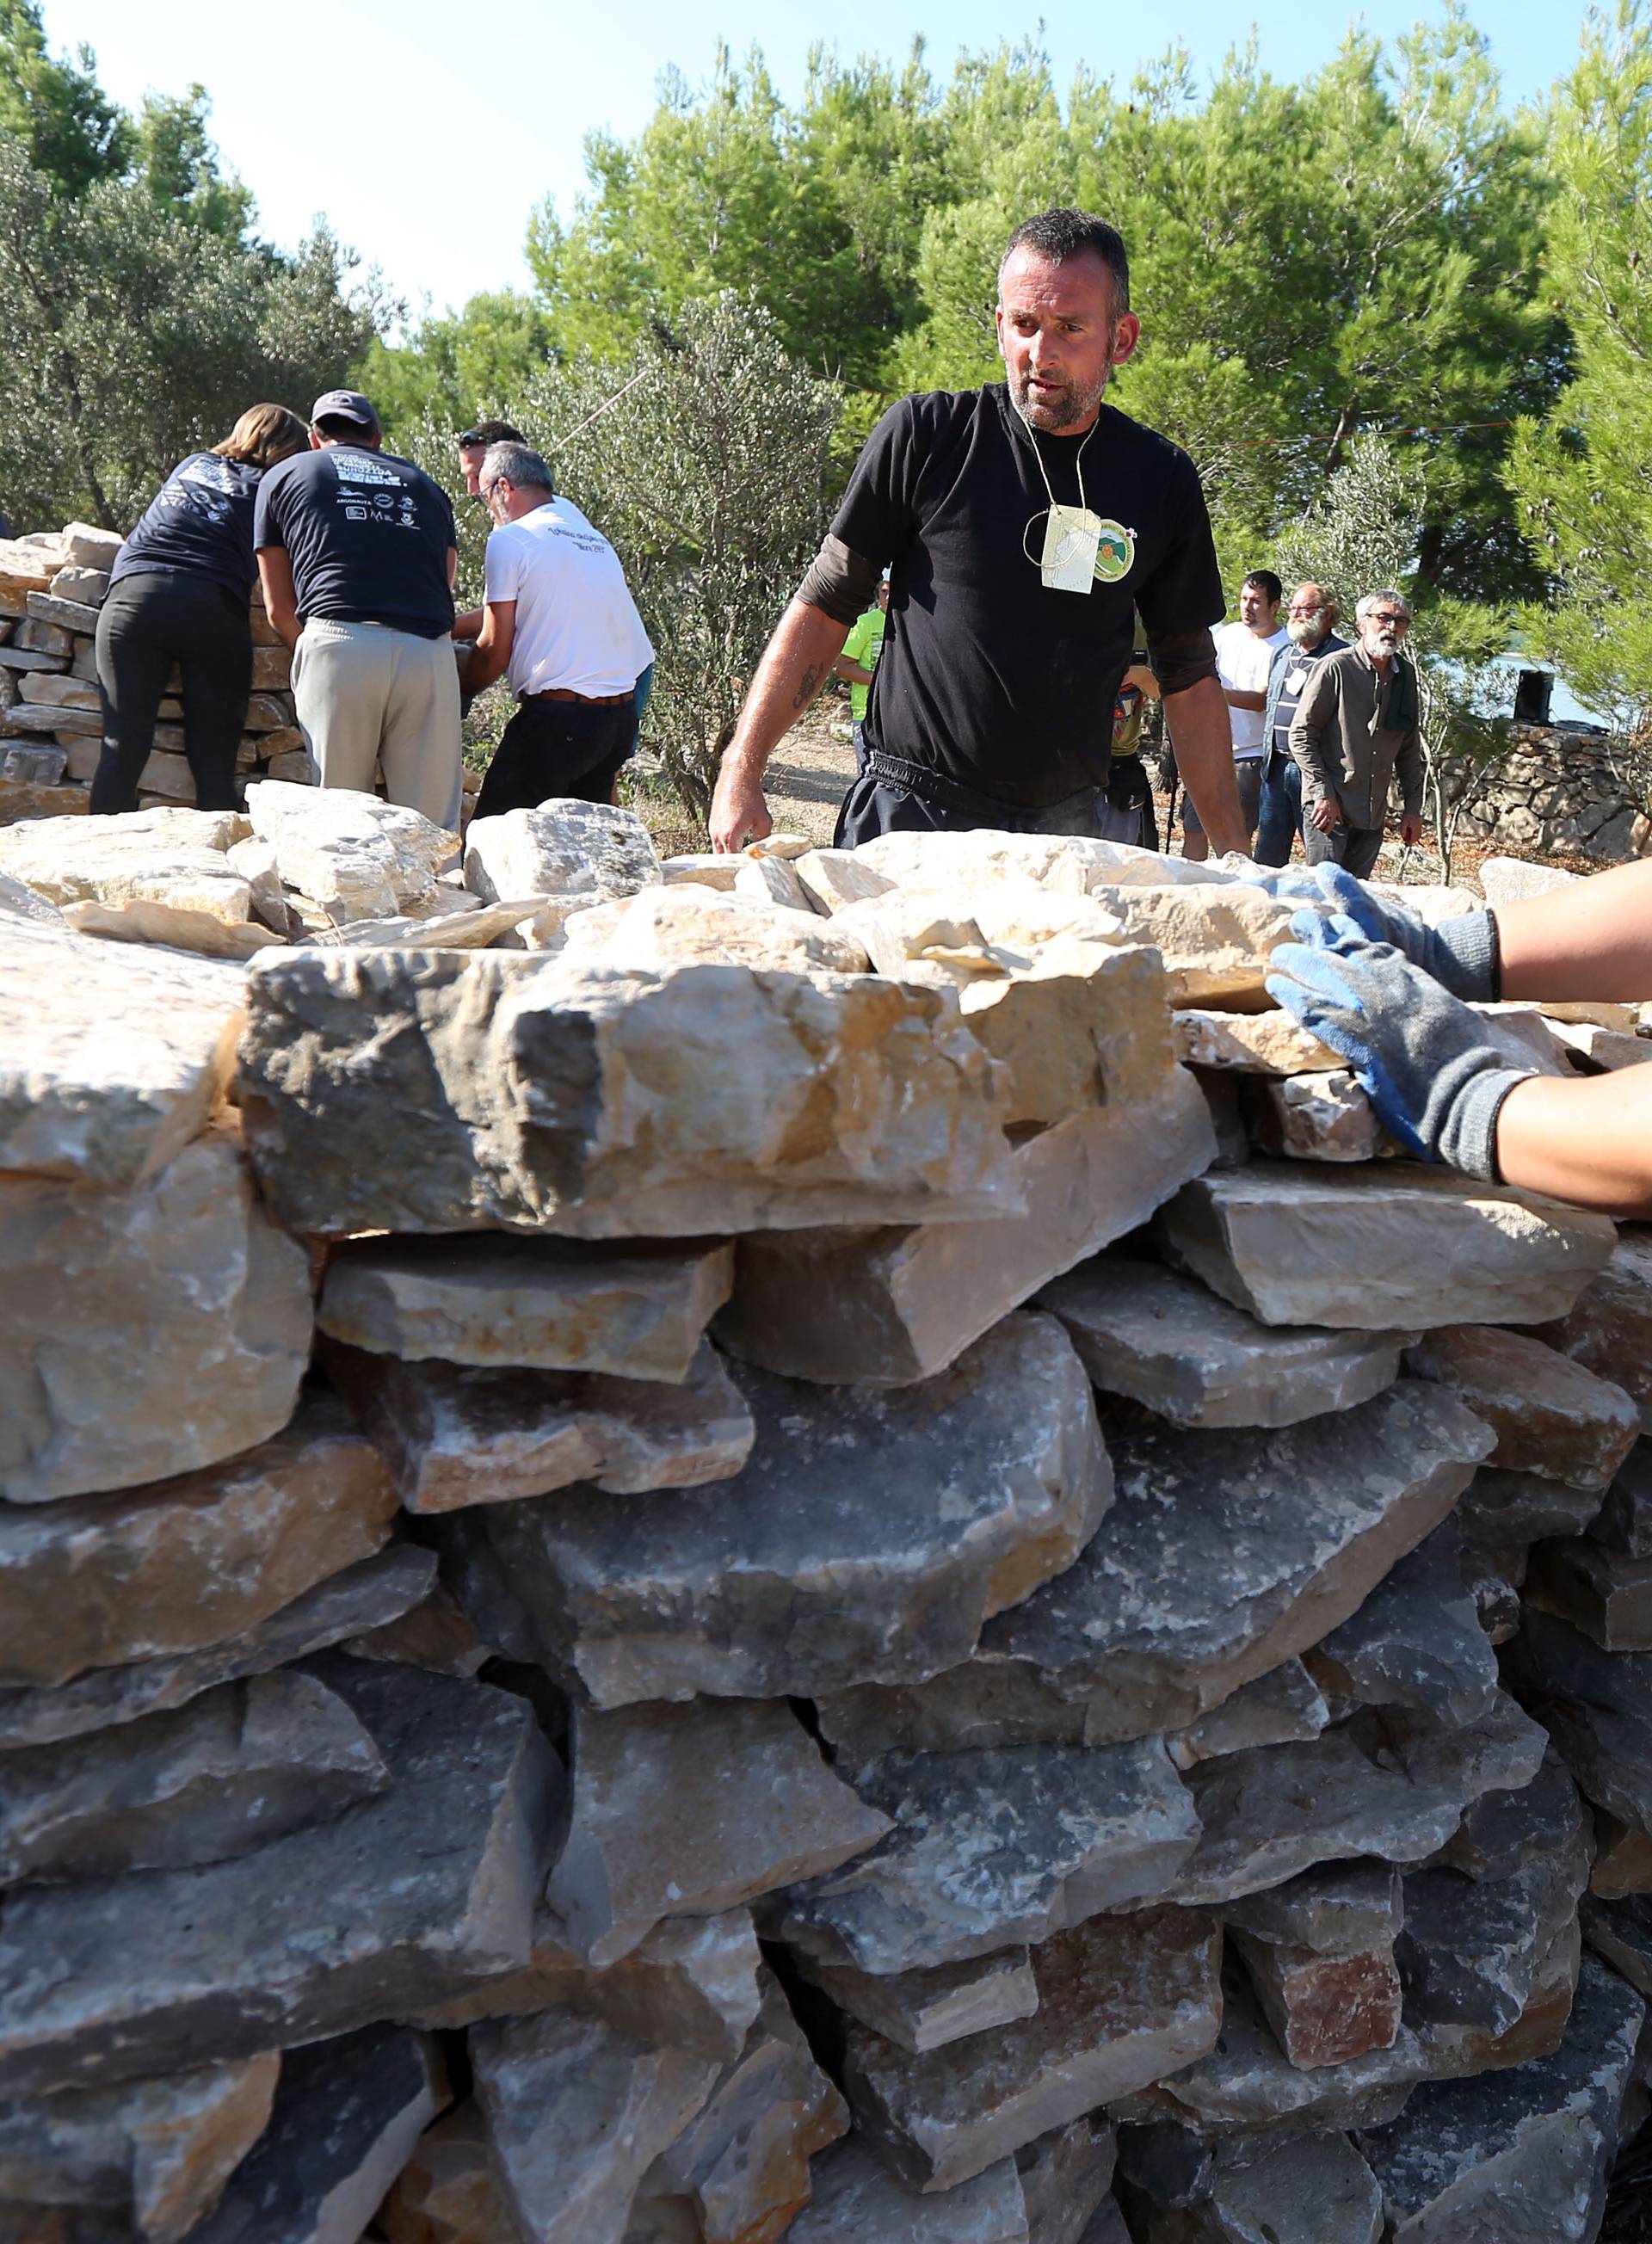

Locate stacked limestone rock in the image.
[3,795,1652,2243]
[0,525,304,821]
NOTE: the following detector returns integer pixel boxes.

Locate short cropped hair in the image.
[1001,208,1130,313]
[1244,570,1283,606]
[313,413,377,444]
[1356,588,1413,622]
[480,441,554,497]
[459,419,525,450]
[214,404,309,470]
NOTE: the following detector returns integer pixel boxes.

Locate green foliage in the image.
[479,293,842,825]
[130,85,253,242]
[361,291,558,448]
[1272,435,1426,618]
[0,139,388,529]
[0,0,126,195]
[1508,3,1652,737]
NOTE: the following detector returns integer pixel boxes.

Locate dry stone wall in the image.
[3,795,1652,2241]
[0,524,305,821]
[1450,722,1652,866]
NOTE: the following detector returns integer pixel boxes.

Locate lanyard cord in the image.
[1011,400,1099,515]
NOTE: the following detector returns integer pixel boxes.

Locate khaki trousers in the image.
[292,618,462,829]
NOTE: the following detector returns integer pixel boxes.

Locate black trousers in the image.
[91,571,251,814]
[473,694,634,823]
[835,749,1113,847]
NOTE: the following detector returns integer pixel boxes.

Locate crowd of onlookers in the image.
[86,393,654,831]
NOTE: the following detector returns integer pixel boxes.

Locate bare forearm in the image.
[835,659,873,686]
[724,601,850,785]
[256,554,301,652]
[1495,1070,1652,1215]
[1224,687,1267,711]
[1164,675,1248,855]
[1497,861,1652,1003]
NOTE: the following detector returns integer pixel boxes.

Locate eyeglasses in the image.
[1369,611,1410,628]
[1287,604,1323,617]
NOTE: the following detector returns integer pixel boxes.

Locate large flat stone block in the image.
[0,1661,560,2093]
[462,798,660,903]
[718,1074,1216,1384]
[1157,1163,1616,1329]
[838,1910,1222,2192]
[452,1312,1111,1706]
[546,1696,890,1966]
[785,2136,1029,2242]
[1406,1322,1639,1489]
[0,1395,398,1689]
[244,780,453,921]
[1038,1255,1409,1429]
[1525,1230,1652,1432]
[236,952,1019,1237]
[0,808,251,923]
[0,1126,312,1503]
[322,1337,755,1509]
[0,914,246,1187]
[1508,1609,1652,1834]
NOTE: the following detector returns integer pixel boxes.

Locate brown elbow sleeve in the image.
[1148,631,1219,698]
[797,535,883,628]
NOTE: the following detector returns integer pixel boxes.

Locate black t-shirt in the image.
[832,385,1223,806]
[109,453,266,605]
[253,446,456,640]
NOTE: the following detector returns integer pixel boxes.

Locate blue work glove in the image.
[1266,921,1532,1178]
[1252,864,1500,1001]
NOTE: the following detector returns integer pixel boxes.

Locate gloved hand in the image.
[1252,863,1500,1002]
[1266,918,1532,1178]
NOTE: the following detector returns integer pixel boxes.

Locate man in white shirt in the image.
[464,442,654,819]
[1181,569,1289,860]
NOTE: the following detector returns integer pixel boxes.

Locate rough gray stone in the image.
[1224,1861,1403,1954]
[407,1906,765,2063]
[1525,1535,1652,1649]
[1308,1520,1498,1724]
[0,1670,386,1884]
[767,1736,1199,1975]
[1423,1754,1585,1883]
[462,798,660,904]
[1593,1439,1652,1557]
[470,2007,718,2244]
[1581,1890,1652,1999]
[1014,2117,1117,2244]
[1242,1068,1383,1162]
[377,2099,509,2244]
[0,1546,435,1749]
[1165,1661,1330,1771]
[715,1074,1216,1385]
[0,2056,279,2243]
[789,1949,1039,2056]
[184,2025,447,2244]
[1507,1609,1652,1832]
[944,1381,1492,1748]
[1164,1694,1548,1907]
[1112,1964,1430,2138]
[342,1581,490,1676]
[1157,1164,1616,1329]
[1200,2131,1384,2244]
[0,911,245,1188]
[785,2137,1030,2242]
[1355,1954,1644,2242]
[1590,1812,1652,1898]
[453,1312,1111,1706]
[0,1661,559,2093]
[321,1336,755,1510]
[317,1233,734,1379]
[1524,1230,1652,1433]
[1230,1927,1402,2072]
[636,1972,848,2244]
[0,1128,313,1503]
[244,780,452,922]
[839,1910,1222,2192]
[1456,1466,1605,1571]
[1406,1322,1640,1489]
[0,1396,399,1692]
[237,951,1020,1238]
[1036,1255,1408,1429]
[546,1697,891,1965]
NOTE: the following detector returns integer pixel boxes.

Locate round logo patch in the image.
[1094,521,1136,584]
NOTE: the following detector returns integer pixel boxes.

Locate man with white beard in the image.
[1287,587,1425,880]
[1254,581,1347,866]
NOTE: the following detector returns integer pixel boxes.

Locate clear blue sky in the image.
[40,0,1597,326]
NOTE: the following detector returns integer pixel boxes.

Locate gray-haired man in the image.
[1287,588,1426,881]
[463,441,653,820]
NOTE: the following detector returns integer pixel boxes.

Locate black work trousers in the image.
[91,571,251,814]
[473,694,634,823]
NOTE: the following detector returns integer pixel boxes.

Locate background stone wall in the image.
[1448,721,1652,866]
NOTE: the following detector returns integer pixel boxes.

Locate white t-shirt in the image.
[483,498,654,698]
[1211,620,1290,755]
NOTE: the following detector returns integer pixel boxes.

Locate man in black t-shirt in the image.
[708,207,1245,856]
[255,390,462,829]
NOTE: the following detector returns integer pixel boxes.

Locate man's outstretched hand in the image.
[1254,863,1499,1002]
[709,769,774,854]
[1267,912,1531,1179]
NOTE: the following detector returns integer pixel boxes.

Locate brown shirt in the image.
[1288,644,1423,829]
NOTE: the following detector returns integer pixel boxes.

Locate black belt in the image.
[863,749,1100,826]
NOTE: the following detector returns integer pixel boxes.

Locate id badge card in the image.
[1286,667,1309,692]
[1040,502,1100,594]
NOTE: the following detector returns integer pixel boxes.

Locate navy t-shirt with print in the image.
[109,453,267,605]
[831,385,1223,807]
[253,446,456,640]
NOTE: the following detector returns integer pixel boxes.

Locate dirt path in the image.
[762,706,859,845]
